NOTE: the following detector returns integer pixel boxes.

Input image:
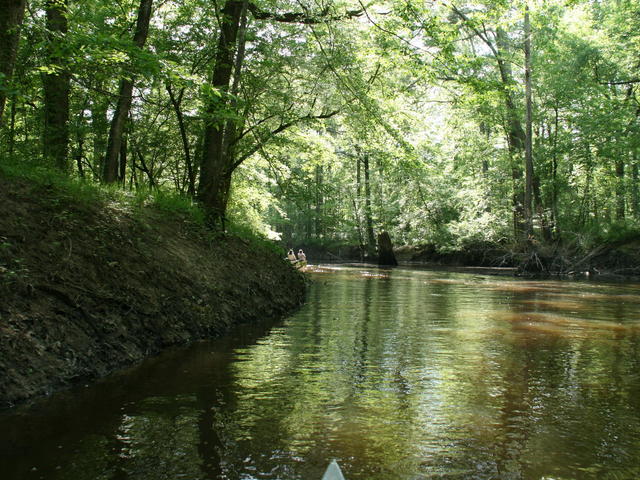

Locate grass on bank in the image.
[0,157,285,256]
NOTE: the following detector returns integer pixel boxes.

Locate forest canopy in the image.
[1,0,638,259]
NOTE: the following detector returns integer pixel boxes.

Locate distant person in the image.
[297,249,307,265]
[287,249,297,263]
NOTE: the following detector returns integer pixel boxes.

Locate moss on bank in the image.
[0,174,306,408]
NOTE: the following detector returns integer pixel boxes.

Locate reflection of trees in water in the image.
[12,268,640,480]
[103,396,204,480]
[483,285,640,479]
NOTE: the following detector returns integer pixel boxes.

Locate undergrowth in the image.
[0,157,284,252]
[0,157,205,225]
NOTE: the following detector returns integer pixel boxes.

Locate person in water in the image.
[287,249,297,263]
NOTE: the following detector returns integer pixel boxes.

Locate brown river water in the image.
[1,265,640,479]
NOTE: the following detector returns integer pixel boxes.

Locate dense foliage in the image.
[1,0,638,257]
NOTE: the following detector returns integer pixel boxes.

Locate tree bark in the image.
[167,84,196,196]
[197,0,245,227]
[119,132,128,184]
[72,96,89,177]
[551,105,560,239]
[197,0,350,227]
[377,231,398,266]
[103,0,153,183]
[0,0,26,127]
[616,158,625,220]
[495,27,526,238]
[315,164,324,238]
[355,155,365,259]
[75,135,85,178]
[632,152,639,218]
[363,153,376,258]
[9,97,17,156]
[90,85,109,179]
[523,5,534,238]
[42,0,70,170]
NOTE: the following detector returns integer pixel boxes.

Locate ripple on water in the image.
[2,266,640,480]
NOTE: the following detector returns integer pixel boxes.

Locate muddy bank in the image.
[397,242,640,278]
[304,240,640,279]
[0,176,306,408]
[296,242,509,267]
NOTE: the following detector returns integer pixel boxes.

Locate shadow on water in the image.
[2,264,640,479]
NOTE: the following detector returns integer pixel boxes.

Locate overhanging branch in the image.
[247,3,362,24]
[230,108,340,172]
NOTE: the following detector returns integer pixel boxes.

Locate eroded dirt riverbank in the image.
[0,176,306,408]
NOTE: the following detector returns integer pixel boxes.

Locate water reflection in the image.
[2,266,640,479]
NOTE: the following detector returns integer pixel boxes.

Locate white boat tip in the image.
[321,459,346,480]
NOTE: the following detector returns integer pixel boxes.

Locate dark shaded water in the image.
[2,265,640,479]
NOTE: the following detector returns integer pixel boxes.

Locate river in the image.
[2,265,640,479]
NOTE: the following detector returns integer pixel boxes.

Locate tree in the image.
[197,0,246,226]
[0,0,27,127]
[43,0,70,170]
[195,1,364,228]
[523,3,534,237]
[102,0,153,183]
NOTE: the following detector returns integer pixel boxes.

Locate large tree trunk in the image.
[377,231,398,266]
[197,0,246,227]
[0,0,26,127]
[42,0,70,170]
[103,0,153,183]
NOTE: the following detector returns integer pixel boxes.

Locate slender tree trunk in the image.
[73,96,89,177]
[495,28,526,239]
[198,0,245,227]
[578,146,592,228]
[91,89,108,179]
[315,164,324,238]
[22,100,28,145]
[632,151,639,218]
[43,0,70,170]
[523,5,534,238]
[355,155,365,258]
[616,158,625,220]
[0,0,26,127]
[363,153,376,257]
[167,84,196,196]
[103,0,153,183]
[75,135,85,177]
[480,122,492,212]
[136,148,156,188]
[533,176,552,242]
[130,150,138,190]
[453,6,524,236]
[119,132,128,183]
[551,105,560,239]
[9,98,17,156]
[104,79,134,182]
